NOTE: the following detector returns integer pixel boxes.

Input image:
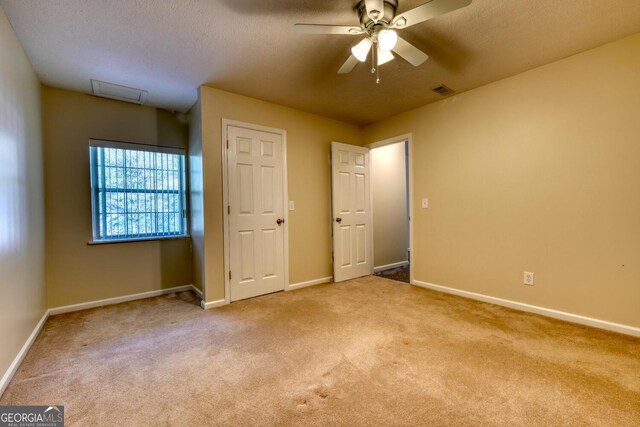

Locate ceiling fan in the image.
[293,0,472,81]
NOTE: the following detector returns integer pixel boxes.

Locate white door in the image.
[331,142,373,282]
[227,125,286,301]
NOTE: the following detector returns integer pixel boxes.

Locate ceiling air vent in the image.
[432,84,455,96]
[91,80,148,105]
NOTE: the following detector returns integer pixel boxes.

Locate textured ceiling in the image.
[2,0,640,125]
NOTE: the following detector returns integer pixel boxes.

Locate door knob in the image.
[336,217,342,223]
[277,218,284,226]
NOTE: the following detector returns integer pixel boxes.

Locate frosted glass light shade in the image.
[378,29,398,51]
[351,38,372,62]
[377,48,395,65]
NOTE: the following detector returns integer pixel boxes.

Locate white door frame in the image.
[221,119,290,304]
[366,133,414,285]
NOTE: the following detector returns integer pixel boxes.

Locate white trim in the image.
[366,133,414,284]
[288,276,333,290]
[408,135,414,285]
[88,138,183,154]
[201,299,228,310]
[412,280,640,337]
[48,285,195,315]
[282,132,290,292]
[190,285,204,299]
[221,120,232,306]
[366,133,413,150]
[222,119,289,303]
[87,235,191,245]
[374,261,409,273]
[368,143,375,277]
[0,310,49,398]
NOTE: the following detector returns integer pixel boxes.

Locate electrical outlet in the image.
[524,272,534,286]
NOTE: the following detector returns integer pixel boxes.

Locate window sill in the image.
[87,235,191,245]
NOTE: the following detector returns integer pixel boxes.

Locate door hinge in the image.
[229,271,232,280]
[227,205,230,214]
[226,140,229,149]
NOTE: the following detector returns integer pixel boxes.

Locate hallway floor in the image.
[375,264,410,283]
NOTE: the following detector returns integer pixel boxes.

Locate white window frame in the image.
[88,139,188,244]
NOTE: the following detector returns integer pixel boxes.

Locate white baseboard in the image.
[2,284,204,398]
[412,280,640,337]
[0,310,49,398]
[201,299,227,310]
[374,261,409,273]
[190,285,203,299]
[200,277,334,309]
[49,284,196,316]
[288,276,333,290]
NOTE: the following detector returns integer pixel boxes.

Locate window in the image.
[89,140,187,242]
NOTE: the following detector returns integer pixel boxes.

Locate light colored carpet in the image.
[2,276,639,426]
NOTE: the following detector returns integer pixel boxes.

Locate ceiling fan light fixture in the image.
[377,48,395,66]
[352,38,372,62]
[294,0,472,75]
[378,29,398,51]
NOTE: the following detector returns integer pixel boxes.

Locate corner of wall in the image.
[0,7,47,397]
[188,95,205,296]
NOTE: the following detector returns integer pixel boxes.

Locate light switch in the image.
[289,200,295,211]
[421,198,429,209]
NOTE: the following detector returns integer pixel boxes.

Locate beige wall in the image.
[43,87,193,308]
[196,86,363,302]
[0,10,46,390]
[364,33,640,327]
[370,142,408,268]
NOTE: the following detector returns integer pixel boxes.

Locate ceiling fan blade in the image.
[338,55,360,74]
[293,24,364,35]
[364,0,385,21]
[392,0,472,29]
[392,37,429,66]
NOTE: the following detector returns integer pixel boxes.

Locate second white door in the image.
[227,124,286,301]
[331,142,373,282]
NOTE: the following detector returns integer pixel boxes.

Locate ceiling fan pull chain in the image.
[371,43,376,74]
[372,41,380,84]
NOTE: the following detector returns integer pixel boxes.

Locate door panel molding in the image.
[222,119,289,303]
[331,141,373,282]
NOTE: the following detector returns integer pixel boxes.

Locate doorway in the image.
[222,120,289,302]
[368,135,412,284]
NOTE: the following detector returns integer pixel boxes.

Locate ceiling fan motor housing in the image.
[357,0,398,34]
